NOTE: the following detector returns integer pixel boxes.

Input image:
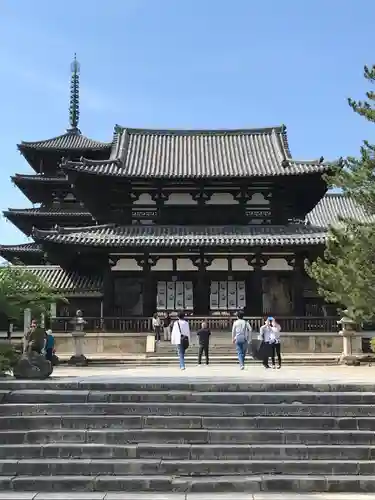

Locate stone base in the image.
[13,353,53,379]
[339,354,361,366]
[68,354,88,367]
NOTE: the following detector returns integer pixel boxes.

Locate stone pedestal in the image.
[68,310,88,366]
[69,331,88,366]
[338,313,362,366]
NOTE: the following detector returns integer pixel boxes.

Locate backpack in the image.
[177,321,190,351]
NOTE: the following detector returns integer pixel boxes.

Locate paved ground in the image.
[45,364,375,385]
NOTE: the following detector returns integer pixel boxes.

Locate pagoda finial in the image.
[68,54,81,134]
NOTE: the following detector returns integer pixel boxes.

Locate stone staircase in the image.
[0,380,375,496]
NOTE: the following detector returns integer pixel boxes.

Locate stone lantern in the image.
[69,309,88,366]
[337,311,362,365]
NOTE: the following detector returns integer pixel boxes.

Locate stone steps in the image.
[2,474,375,493]
[3,428,375,446]
[3,389,375,404]
[3,415,375,430]
[2,402,375,417]
[1,458,375,476]
[1,381,375,494]
[0,443,374,460]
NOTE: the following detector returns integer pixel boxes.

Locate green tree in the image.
[306,64,375,322]
[0,264,67,321]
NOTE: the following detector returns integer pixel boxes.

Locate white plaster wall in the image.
[246,193,270,205]
[262,258,293,271]
[164,193,197,205]
[206,258,229,271]
[133,193,156,205]
[231,258,254,271]
[112,258,142,271]
[176,258,197,271]
[151,259,173,271]
[206,193,238,205]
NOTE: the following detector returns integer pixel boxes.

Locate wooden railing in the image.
[51,316,339,334]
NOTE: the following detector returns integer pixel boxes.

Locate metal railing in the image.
[51,316,339,333]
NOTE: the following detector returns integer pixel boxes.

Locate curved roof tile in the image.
[63,126,329,179]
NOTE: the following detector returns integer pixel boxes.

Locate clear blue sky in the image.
[0,0,374,245]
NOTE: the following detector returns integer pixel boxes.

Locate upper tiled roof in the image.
[18,130,111,152]
[33,224,327,248]
[306,193,373,227]
[10,265,103,294]
[63,126,329,179]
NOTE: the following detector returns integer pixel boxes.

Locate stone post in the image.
[69,310,88,366]
[337,312,362,365]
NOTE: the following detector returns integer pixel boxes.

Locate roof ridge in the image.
[19,130,111,147]
[121,126,286,136]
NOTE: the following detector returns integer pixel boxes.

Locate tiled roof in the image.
[12,174,69,184]
[63,126,329,179]
[307,193,373,227]
[4,208,93,218]
[33,224,327,248]
[18,130,111,151]
[11,265,103,294]
[0,243,43,254]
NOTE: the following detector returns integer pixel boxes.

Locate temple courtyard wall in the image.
[1,330,366,360]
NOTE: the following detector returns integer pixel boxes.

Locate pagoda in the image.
[1,55,110,265]
[1,59,370,328]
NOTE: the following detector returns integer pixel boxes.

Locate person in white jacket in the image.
[171,311,191,370]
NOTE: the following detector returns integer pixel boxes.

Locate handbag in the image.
[177,321,190,351]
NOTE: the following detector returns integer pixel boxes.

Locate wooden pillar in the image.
[191,253,211,315]
[292,253,306,316]
[102,265,115,317]
[247,254,266,316]
[137,254,157,317]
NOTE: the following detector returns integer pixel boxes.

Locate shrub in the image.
[0,342,21,376]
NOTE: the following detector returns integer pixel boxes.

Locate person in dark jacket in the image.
[196,321,211,365]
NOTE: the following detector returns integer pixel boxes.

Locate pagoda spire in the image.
[68,54,81,134]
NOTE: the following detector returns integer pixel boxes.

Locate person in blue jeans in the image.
[171,311,191,370]
[232,311,252,370]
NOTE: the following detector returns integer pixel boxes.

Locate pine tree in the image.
[0,265,67,321]
[306,64,375,321]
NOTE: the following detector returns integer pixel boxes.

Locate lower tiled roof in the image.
[4,208,92,217]
[0,243,43,253]
[33,224,327,248]
[306,193,373,226]
[13,265,103,294]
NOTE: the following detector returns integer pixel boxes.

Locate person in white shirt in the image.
[152,313,162,343]
[259,317,281,369]
[231,311,252,370]
[269,318,282,369]
[171,311,191,370]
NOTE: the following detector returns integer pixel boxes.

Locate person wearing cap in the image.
[259,317,281,369]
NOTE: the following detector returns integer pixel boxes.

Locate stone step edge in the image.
[2,474,375,493]
[0,458,374,464]
[0,494,374,500]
